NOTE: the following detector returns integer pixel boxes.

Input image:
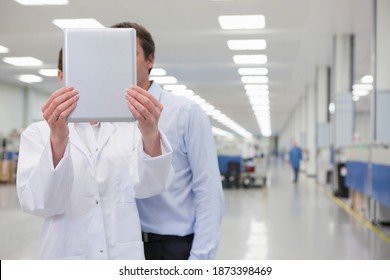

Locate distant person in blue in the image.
[289,141,302,183]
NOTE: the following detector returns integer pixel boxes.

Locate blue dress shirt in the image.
[136,82,224,260]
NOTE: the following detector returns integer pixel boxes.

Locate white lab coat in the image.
[17,121,173,259]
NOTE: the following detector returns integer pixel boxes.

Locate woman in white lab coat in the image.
[17,85,174,259]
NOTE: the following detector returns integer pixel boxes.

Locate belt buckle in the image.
[142,232,149,243]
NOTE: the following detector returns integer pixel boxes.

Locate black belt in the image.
[142,232,194,243]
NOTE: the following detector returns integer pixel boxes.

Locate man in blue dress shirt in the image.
[111,22,225,260]
[289,141,302,183]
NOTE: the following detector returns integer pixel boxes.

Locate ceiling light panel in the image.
[241,76,269,84]
[246,90,269,96]
[245,84,269,90]
[360,75,373,84]
[352,90,370,96]
[39,69,58,77]
[218,15,265,30]
[150,68,167,76]
[227,39,266,50]
[171,89,194,96]
[249,95,269,102]
[18,74,42,83]
[233,55,267,64]
[53,19,105,29]
[187,95,206,105]
[352,84,373,91]
[329,103,336,114]
[14,0,68,5]
[252,104,270,111]
[163,85,187,91]
[0,45,10,53]
[208,109,222,117]
[212,127,235,138]
[256,114,270,119]
[3,56,43,66]
[249,98,270,105]
[201,104,215,112]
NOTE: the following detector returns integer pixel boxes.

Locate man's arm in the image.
[185,104,224,260]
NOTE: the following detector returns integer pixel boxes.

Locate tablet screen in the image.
[64,28,136,122]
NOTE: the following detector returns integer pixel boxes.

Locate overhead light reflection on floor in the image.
[244,220,268,259]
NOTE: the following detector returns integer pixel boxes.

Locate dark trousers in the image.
[142,233,194,260]
[293,167,299,183]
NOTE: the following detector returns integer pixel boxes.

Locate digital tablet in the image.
[63,28,137,122]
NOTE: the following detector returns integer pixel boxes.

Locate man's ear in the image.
[147,54,155,71]
[58,70,63,83]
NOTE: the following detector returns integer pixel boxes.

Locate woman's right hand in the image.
[41,86,79,166]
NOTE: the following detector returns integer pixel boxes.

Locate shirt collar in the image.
[148,81,163,101]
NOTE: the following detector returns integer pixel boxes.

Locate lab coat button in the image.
[95,200,99,205]
[100,249,103,253]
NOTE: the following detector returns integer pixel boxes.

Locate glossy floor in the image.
[1,161,389,259]
[216,162,390,259]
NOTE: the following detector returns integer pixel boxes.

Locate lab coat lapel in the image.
[98,122,116,152]
[68,123,90,157]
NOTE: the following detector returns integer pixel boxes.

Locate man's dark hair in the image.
[58,48,63,71]
[111,22,155,61]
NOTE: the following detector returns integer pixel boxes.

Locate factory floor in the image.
[1,160,389,259]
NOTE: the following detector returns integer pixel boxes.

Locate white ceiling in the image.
[0,0,373,137]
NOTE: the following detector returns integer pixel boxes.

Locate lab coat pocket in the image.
[106,155,136,202]
[114,200,140,244]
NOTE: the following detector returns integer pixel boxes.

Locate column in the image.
[375,0,390,142]
[316,66,330,124]
[306,84,316,176]
[315,66,331,184]
[332,34,354,196]
[334,34,353,95]
[371,0,390,223]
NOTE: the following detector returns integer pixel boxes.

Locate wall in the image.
[214,135,269,158]
[355,112,370,143]
[0,82,49,137]
[28,89,49,123]
[0,83,25,137]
